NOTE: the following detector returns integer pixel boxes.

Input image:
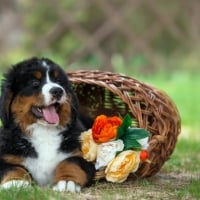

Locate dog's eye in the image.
[31,80,40,88]
[55,78,62,84]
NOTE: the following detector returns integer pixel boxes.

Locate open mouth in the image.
[31,103,60,124]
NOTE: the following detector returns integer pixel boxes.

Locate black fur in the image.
[0,127,37,158]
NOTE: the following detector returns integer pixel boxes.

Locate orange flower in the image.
[92,115,122,143]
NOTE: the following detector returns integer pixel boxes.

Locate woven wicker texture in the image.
[68,70,181,178]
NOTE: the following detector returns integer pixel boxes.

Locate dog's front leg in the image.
[0,156,32,189]
[0,166,32,189]
[53,156,95,193]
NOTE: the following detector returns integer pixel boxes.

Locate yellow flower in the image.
[80,129,98,162]
[105,150,140,183]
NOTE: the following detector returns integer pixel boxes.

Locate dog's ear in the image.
[0,77,14,127]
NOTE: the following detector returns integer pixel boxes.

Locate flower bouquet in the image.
[80,114,150,183]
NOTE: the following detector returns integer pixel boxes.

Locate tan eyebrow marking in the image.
[33,71,42,79]
[54,70,59,78]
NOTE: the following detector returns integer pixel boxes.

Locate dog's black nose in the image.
[50,87,64,100]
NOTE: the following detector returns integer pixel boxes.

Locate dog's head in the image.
[0,57,78,132]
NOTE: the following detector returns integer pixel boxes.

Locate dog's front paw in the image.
[1,180,30,189]
[53,180,81,193]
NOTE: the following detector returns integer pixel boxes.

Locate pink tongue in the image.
[42,105,59,124]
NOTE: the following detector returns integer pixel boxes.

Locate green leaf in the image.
[123,138,142,150]
[126,128,150,140]
[121,127,150,150]
[117,114,132,139]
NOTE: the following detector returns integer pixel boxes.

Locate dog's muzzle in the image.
[49,87,64,101]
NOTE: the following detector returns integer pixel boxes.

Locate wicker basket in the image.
[67,70,181,179]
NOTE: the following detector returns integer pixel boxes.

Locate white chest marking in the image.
[23,124,70,186]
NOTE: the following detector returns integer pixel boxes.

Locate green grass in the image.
[163,139,200,172]
[162,139,200,199]
[0,185,79,200]
[176,179,200,199]
[0,186,58,200]
[0,139,199,200]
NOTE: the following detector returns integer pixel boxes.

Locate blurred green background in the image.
[0,0,199,138]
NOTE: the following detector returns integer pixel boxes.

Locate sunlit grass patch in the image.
[163,139,200,173]
[176,178,200,199]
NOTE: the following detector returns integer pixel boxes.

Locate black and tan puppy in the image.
[0,57,95,192]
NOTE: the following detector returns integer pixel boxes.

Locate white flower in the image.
[95,139,124,170]
[137,137,149,150]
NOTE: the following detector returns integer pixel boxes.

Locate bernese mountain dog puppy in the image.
[0,57,95,192]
